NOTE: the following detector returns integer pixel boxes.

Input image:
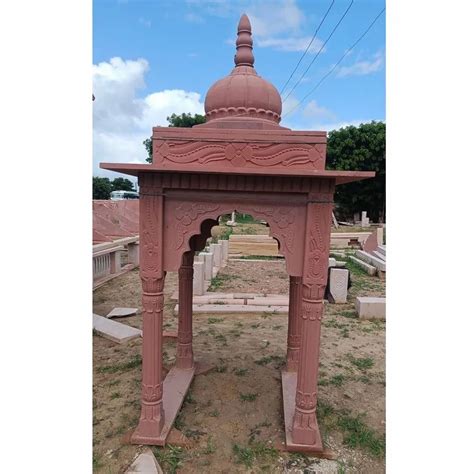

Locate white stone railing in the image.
[93,236,139,286]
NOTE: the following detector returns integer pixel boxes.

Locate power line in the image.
[283,7,385,120]
[282,0,354,104]
[279,0,335,96]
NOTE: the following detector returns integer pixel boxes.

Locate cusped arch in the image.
[163,199,305,276]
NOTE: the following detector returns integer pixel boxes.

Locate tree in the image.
[144,112,206,163]
[111,177,134,192]
[326,121,385,222]
[93,176,112,200]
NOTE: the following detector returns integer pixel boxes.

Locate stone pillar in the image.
[128,242,140,266]
[286,276,302,372]
[131,190,165,444]
[361,211,369,228]
[218,239,229,266]
[177,251,194,369]
[110,249,122,274]
[193,260,205,296]
[210,242,222,270]
[198,252,213,281]
[292,191,332,449]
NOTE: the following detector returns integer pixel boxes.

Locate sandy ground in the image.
[93,254,385,474]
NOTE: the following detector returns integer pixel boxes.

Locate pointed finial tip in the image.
[235,13,254,67]
[238,13,251,32]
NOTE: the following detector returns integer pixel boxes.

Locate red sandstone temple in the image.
[101,14,374,453]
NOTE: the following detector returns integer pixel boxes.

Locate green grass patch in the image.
[208,274,235,291]
[96,354,141,374]
[255,354,285,368]
[234,368,248,376]
[240,392,258,402]
[232,441,278,468]
[207,317,224,324]
[348,355,375,370]
[153,446,186,474]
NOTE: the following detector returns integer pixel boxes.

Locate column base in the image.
[130,366,195,446]
[281,370,324,453]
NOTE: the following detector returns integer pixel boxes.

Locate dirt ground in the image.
[93,251,385,473]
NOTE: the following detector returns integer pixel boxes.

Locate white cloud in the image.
[138,17,152,28]
[185,12,204,23]
[256,36,324,53]
[336,52,384,78]
[247,0,304,37]
[93,57,204,179]
[302,100,336,121]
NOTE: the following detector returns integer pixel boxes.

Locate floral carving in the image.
[155,140,325,170]
[142,383,163,403]
[174,202,220,249]
[295,390,317,410]
[225,143,254,167]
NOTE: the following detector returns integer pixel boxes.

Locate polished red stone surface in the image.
[100,13,375,453]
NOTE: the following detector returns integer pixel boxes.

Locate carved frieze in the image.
[154,140,325,170]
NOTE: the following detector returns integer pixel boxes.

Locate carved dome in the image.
[204,14,282,124]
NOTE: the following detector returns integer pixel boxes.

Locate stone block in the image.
[210,243,222,268]
[376,227,384,246]
[193,261,205,296]
[127,242,139,265]
[252,296,289,306]
[126,448,163,473]
[372,250,386,261]
[93,314,142,344]
[355,250,386,272]
[356,297,386,320]
[348,256,377,276]
[106,307,138,318]
[335,260,346,267]
[219,239,229,262]
[174,304,288,314]
[328,268,349,304]
[377,245,386,256]
[197,252,213,281]
[328,257,336,268]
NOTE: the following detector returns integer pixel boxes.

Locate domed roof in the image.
[204,14,282,125]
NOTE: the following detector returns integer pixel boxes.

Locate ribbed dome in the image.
[204,14,282,124]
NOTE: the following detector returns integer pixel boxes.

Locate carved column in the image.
[292,189,333,447]
[176,250,194,369]
[131,179,166,443]
[286,276,302,372]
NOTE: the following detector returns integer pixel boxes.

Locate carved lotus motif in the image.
[274,208,295,228]
[225,143,253,167]
[175,203,198,226]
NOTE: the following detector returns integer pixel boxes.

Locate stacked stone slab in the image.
[356,296,386,320]
[355,250,386,272]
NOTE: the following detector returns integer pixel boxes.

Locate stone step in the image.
[93,314,142,344]
[355,250,386,272]
[173,304,288,314]
[355,296,386,320]
[372,250,386,261]
[348,256,377,276]
[377,245,386,256]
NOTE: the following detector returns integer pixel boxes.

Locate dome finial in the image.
[234,13,254,67]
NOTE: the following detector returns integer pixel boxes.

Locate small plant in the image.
[153,446,186,474]
[232,444,254,468]
[232,441,278,467]
[272,325,283,330]
[209,409,220,417]
[202,436,216,454]
[261,311,273,319]
[234,368,248,376]
[110,391,121,399]
[208,317,224,324]
[215,365,227,373]
[251,323,261,329]
[240,392,258,402]
[329,374,346,386]
[348,355,374,370]
[255,355,285,368]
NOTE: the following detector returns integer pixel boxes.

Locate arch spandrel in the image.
[163,196,306,276]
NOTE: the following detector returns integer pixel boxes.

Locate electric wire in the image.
[283,7,385,119]
[279,0,335,95]
[281,0,354,104]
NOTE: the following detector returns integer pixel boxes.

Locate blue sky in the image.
[93,0,385,177]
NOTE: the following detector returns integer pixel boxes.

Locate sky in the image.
[93,0,385,179]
